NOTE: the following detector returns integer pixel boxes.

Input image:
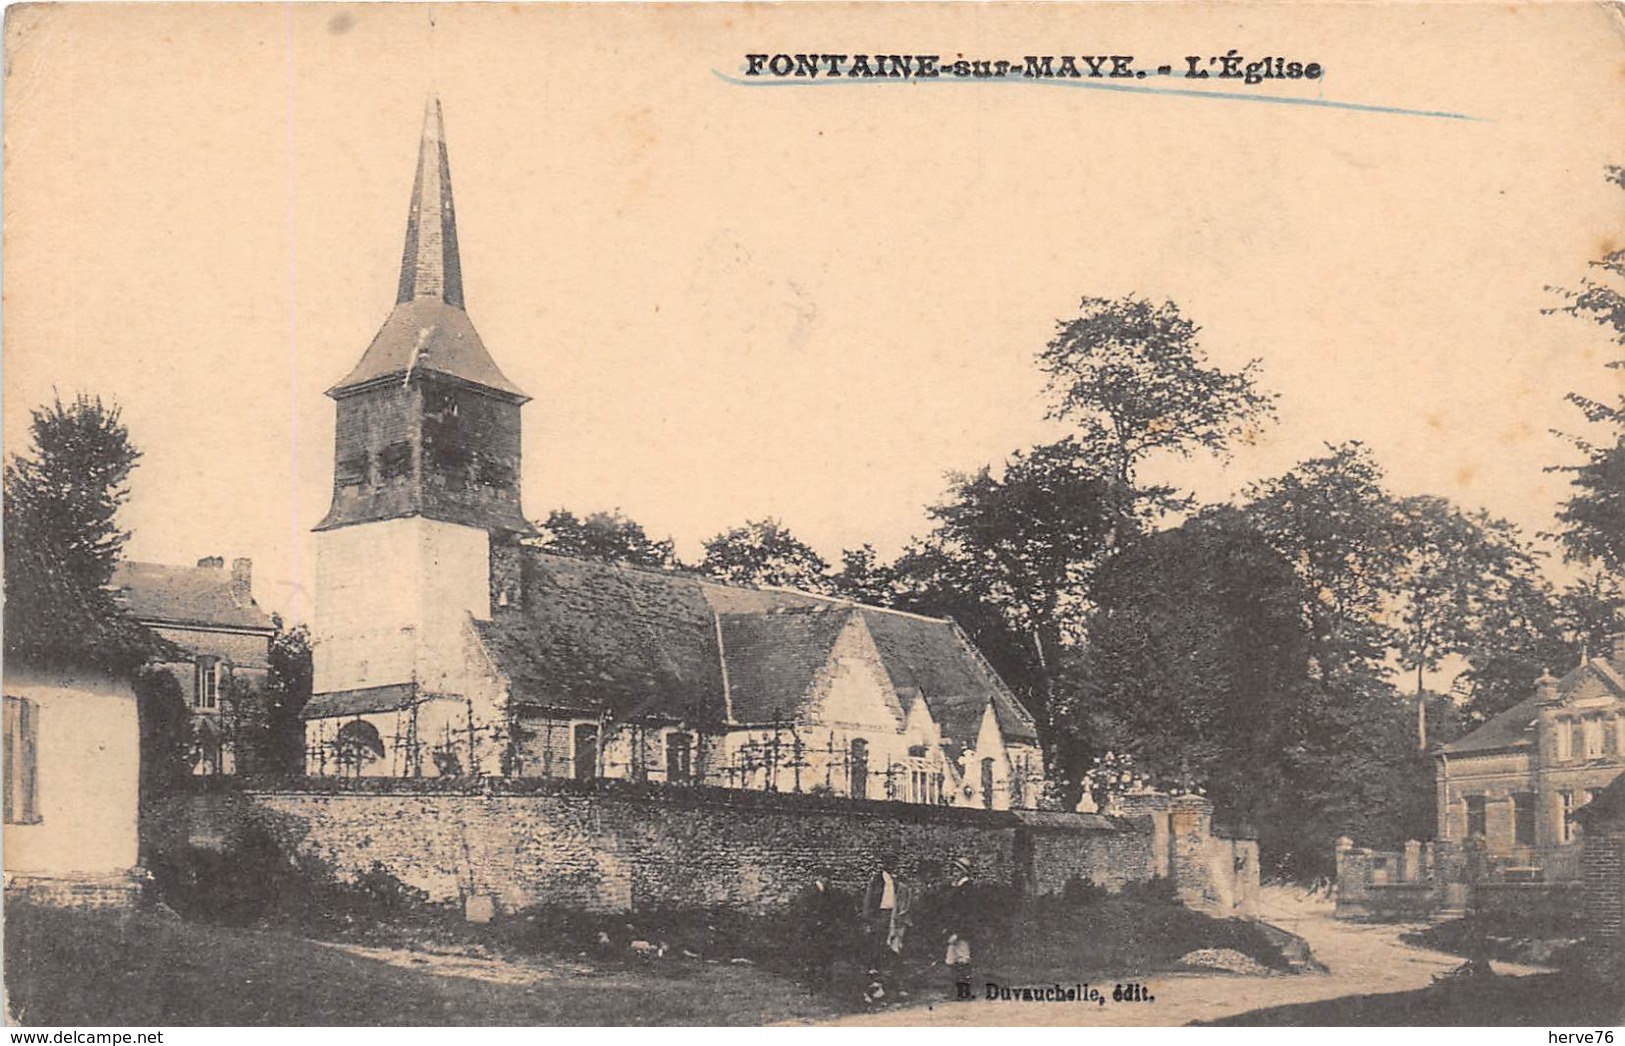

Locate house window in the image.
[194,657,219,710]
[1555,720,1572,761]
[1464,795,1487,839]
[573,723,599,781]
[1513,793,1535,846]
[849,738,868,800]
[334,720,384,775]
[1583,717,1604,759]
[665,732,693,785]
[3,696,40,825]
[1571,721,1585,761]
[1561,790,1579,844]
[981,757,996,810]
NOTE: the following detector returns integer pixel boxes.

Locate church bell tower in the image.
[312,98,532,701]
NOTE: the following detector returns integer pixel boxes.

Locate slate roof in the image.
[1439,651,1625,756]
[471,553,725,724]
[112,561,276,633]
[464,550,1042,740]
[718,608,855,725]
[304,683,418,720]
[1437,697,1541,756]
[330,299,526,401]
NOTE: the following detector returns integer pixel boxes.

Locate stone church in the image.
[302,99,1045,810]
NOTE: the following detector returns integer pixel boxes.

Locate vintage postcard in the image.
[3,0,1623,1031]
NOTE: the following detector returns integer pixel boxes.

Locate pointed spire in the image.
[397,96,464,309]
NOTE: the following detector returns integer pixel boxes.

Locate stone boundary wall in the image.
[154,779,1255,917]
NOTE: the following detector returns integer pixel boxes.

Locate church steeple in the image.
[317,98,532,537]
[397,97,464,309]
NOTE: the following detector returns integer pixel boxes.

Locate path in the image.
[819,886,1548,1026]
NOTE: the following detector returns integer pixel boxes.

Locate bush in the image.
[1118,874,1180,906]
[146,822,433,931]
[1061,876,1111,906]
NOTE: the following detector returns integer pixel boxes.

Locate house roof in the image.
[1437,696,1541,756]
[1439,652,1625,757]
[464,550,1041,740]
[112,561,275,633]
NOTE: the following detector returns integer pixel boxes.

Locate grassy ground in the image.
[4,886,1299,1025]
[1400,913,1588,967]
[1201,969,1625,1026]
[2,902,839,1026]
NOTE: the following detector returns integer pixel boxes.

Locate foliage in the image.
[1545,167,1625,576]
[1064,510,1318,851]
[532,508,678,570]
[3,394,159,672]
[1037,294,1277,508]
[134,666,191,810]
[264,621,314,773]
[697,517,832,591]
[828,544,900,606]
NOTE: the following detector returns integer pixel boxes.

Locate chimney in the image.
[230,558,253,608]
[196,555,224,569]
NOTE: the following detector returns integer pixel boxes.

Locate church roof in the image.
[112,560,275,633]
[719,608,857,726]
[329,97,526,402]
[469,550,1040,739]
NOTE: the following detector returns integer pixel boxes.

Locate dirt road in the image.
[821,886,1548,1026]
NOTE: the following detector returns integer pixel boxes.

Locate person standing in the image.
[939,856,977,990]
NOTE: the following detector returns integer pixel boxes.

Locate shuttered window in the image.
[4,696,41,824]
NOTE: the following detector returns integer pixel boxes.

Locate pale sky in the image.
[5,3,1623,624]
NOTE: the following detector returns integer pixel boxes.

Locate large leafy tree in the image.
[1390,497,1566,732]
[1547,167,1625,578]
[1038,295,1277,512]
[3,394,157,672]
[532,508,678,570]
[697,518,831,591]
[899,439,1132,737]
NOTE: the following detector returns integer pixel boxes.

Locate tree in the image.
[532,508,677,570]
[263,620,313,776]
[697,518,831,591]
[3,394,158,672]
[1546,167,1625,577]
[1038,295,1277,512]
[902,439,1133,739]
[1240,442,1407,680]
[1390,497,1566,736]
[1069,510,1315,837]
[828,544,900,606]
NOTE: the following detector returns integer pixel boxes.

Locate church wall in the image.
[313,516,490,696]
[163,783,1165,916]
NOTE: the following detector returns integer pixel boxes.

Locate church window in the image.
[573,723,599,781]
[378,441,413,480]
[665,732,693,784]
[849,738,869,799]
[1464,795,1486,838]
[981,757,996,810]
[479,458,514,489]
[335,720,385,776]
[4,697,40,825]
[336,452,368,487]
